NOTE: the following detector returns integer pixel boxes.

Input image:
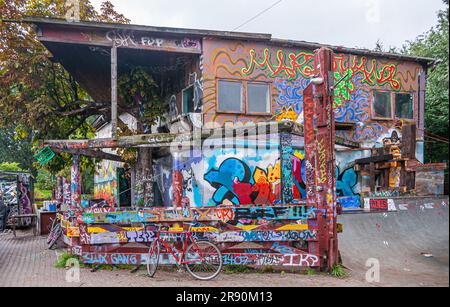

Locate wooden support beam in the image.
[355,154,394,165]
[369,162,376,192]
[402,123,417,159]
[44,133,180,149]
[43,122,294,150]
[335,136,360,148]
[111,45,118,139]
[52,148,124,162]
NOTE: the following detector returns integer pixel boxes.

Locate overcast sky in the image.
[90,0,445,50]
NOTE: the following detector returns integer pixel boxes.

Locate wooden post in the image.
[62,177,71,211]
[71,155,82,210]
[304,48,338,271]
[55,176,61,203]
[370,162,376,192]
[111,44,118,139]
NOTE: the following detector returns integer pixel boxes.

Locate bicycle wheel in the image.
[185,241,223,281]
[46,218,58,244]
[147,239,160,278]
[47,223,62,250]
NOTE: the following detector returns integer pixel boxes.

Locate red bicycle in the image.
[147,223,223,280]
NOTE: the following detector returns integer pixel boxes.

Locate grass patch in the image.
[54,252,80,269]
[307,268,317,276]
[260,266,275,274]
[330,265,347,278]
[82,264,138,271]
[223,265,254,274]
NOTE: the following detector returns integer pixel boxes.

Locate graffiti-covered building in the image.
[28,18,444,210]
[25,17,448,269]
[27,17,447,210]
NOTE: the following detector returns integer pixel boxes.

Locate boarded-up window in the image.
[373,91,392,118]
[395,93,413,119]
[218,80,242,113]
[247,83,270,114]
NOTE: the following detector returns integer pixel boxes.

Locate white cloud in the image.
[90,0,444,50]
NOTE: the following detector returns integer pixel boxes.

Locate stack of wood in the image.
[354,123,417,194]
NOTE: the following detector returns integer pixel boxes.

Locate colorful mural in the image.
[0,173,33,226]
[161,143,311,209]
[202,39,422,149]
[169,144,281,207]
[334,150,372,208]
[94,160,123,206]
[204,157,281,206]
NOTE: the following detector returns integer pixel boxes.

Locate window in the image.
[372,91,415,120]
[247,83,270,114]
[218,80,243,113]
[217,79,272,115]
[395,93,413,119]
[373,91,392,119]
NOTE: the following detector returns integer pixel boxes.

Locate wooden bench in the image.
[10,214,38,237]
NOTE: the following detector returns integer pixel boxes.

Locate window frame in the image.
[371,90,415,121]
[371,90,394,121]
[216,78,244,114]
[216,78,272,116]
[394,91,415,120]
[246,81,272,116]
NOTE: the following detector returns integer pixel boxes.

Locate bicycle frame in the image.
[152,230,206,266]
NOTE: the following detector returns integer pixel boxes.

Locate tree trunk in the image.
[134,147,154,207]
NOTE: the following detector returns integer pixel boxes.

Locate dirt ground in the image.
[0,230,447,287]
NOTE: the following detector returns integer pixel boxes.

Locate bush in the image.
[0,162,23,172]
[330,265,347,278]
[54,252,80,269]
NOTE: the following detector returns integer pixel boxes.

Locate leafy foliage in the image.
[0,0,130,180]
[402,1,449,163]
[118,67,164,130]
[0,126,35,174]
[54,251,81,269]
[330,265,347,278]
[0,162,23,172]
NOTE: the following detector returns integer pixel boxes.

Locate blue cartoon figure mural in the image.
[336,167,361,208]
[204,158,252,205]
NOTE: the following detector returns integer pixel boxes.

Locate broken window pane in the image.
[373,91,392,118]
[248,83,270,113]
[395,93,413,119]
[218,80,242,113]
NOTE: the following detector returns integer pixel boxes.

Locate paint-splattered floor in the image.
[0,231,447,287]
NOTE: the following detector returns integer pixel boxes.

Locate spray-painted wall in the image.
[0,173,33,226]
[199,38,426,207]
[93,114,134,206]
[94,39,426,209]
[94,160,122,205]
[153,134,311,208]
[202,39,424,148]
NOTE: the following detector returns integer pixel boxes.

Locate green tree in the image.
[0,126,36,174]
[0,0,130,192]
[402,0,449,163]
